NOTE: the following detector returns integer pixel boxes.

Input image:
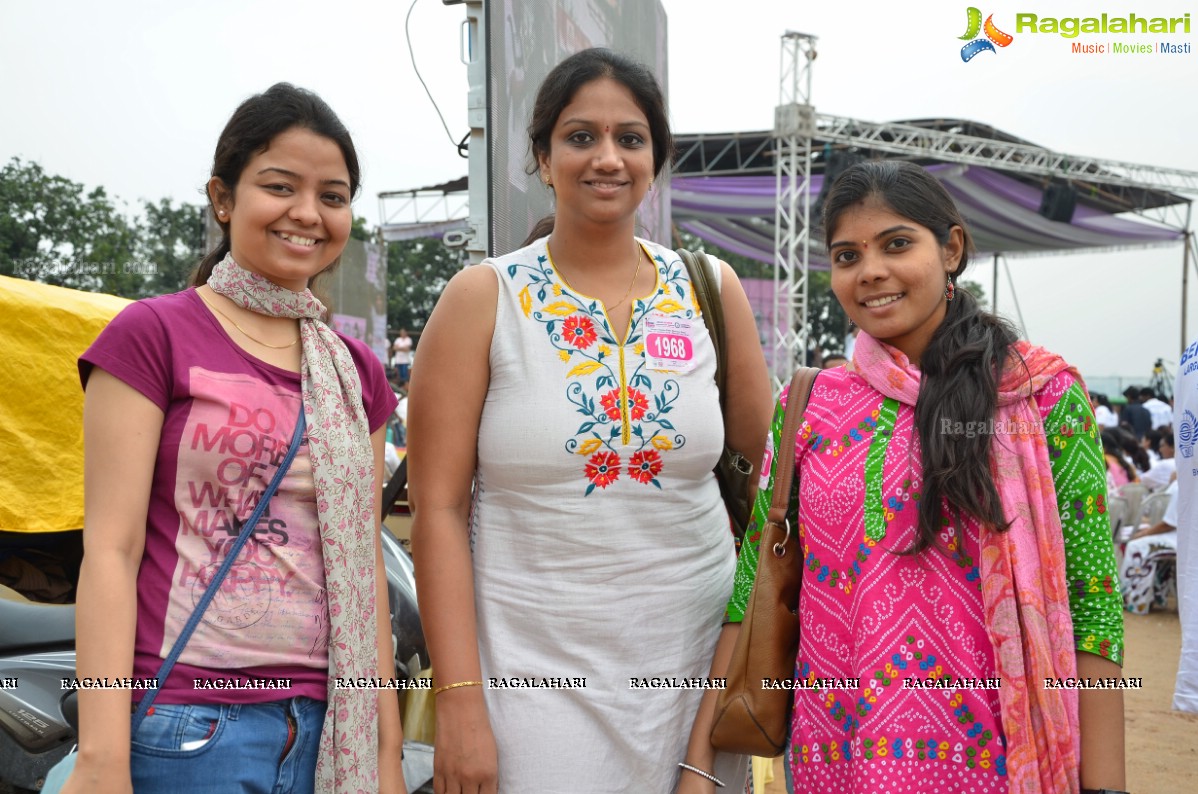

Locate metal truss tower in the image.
[772,32,818,385]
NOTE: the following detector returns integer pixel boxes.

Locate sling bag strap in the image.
[132,410,307,732]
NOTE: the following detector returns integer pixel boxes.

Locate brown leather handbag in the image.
[710,366,818,757]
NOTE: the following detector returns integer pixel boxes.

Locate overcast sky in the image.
[3,0,1195,388]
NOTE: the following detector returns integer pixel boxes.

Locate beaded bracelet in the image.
[433,680,484,696]
[678,762,725,788]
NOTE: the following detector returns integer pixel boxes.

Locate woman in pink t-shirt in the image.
[68,84,404,794]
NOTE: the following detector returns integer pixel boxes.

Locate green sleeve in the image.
[726,396,794,622]
[1045,379,1125,665]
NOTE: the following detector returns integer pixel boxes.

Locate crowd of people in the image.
[57,44,1197,794]
[1106,369,1198,717]
[1095,388,1176,492]
[1093,386,1183,622]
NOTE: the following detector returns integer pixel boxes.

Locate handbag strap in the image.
[132,410,307,731]
[678,248,727,411]
[766,368,820,550]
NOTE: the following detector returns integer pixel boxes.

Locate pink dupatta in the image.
[853,331,1081,794]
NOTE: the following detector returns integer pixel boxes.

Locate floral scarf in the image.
[853,330,1081,794]
[208,255,378,792]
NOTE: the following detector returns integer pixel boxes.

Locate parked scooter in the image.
[0,527,433,793]
[0,598,75,792]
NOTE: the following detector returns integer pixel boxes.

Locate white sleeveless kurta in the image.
[472,237,746,791]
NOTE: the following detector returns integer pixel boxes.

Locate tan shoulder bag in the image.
[710,366,818,756]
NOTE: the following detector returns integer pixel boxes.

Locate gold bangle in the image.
[433,680,484,696]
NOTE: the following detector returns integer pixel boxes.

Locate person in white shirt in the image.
[1091,392,1119,429]
[1141,387,1173,429]
[391,329,413,384]
[1141,430,1176,492]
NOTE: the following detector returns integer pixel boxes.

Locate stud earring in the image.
[542,173,552,186]
[945,278,956,302]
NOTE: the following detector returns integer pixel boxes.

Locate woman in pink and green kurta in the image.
[729,161,1125,794]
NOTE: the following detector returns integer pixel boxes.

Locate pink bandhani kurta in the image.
[788,365,1007,792]
[728,363,1123,793]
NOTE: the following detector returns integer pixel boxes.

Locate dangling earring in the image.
[945,277,956,302]
[648,177,654,190]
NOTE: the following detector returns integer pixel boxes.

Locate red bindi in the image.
[604,125,610,133]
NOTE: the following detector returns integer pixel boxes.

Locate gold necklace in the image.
[551,242,644,307]
[614,245,645,307]
[197,289,300,349]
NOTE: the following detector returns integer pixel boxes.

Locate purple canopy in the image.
[671,164,1184,267]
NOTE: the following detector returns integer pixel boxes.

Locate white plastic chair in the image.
[1139,491,1172,528]
[1107,495,1129,566]
[1115,483,1148,531]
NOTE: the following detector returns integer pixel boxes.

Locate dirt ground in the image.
[1121,610,1198,793]
[765,609,1198,792]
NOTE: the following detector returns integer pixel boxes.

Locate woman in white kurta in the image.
[407,49,771,793]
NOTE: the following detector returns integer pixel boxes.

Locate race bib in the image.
[643,314,697,372]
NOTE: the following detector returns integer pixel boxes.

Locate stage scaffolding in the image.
[380,29,1198,377]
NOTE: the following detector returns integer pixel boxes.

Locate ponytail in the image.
[910,285,1022,554]
[522,215,556,248]
[189,232,230,287]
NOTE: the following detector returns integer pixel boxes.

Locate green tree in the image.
[806,270,851,360]
[138,198,206,295]
[350,215,373,242]
[1,157,144,297]
[386,237,464,333]
[959,278,988,310]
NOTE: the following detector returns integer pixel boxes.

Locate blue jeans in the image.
[130,697,325,794]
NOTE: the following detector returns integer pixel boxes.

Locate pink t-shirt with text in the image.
[80,289,396,705]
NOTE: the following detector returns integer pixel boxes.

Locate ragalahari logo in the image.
[959,7,1014,61]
